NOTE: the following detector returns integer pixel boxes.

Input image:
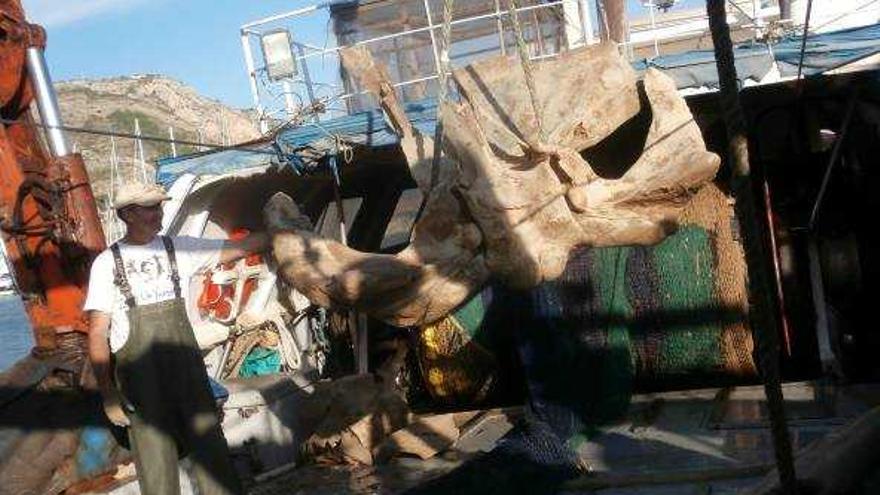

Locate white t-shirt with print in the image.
[84,236,226,352]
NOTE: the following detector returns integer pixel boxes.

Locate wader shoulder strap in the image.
[110,243,137,309]
[160,236,182,299]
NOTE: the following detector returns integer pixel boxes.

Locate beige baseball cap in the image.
[112,182,171,210]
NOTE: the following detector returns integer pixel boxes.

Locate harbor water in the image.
[0,294,33,372]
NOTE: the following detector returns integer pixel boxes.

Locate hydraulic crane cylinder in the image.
[25,47,69,157]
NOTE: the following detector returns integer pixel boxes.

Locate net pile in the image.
[417,183,755,409]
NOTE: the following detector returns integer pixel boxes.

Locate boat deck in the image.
[248,381,880,494]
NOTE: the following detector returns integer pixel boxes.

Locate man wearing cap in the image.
[85,181,266,495]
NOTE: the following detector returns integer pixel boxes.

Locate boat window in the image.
[316,197,363,242]
[381,189,423,249]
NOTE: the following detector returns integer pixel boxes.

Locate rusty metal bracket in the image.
[0,176,64,273]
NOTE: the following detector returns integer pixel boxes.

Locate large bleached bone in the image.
[446,47,720,287]
[266,44,719,325]
[265,186,488,327]
[452,44,642,152]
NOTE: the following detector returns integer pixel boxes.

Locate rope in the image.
[272,314,302,371]
[337,135,354,164]
[706,1,797,493]
[223,327,268,378]
[506,0,546,144]
[438,0,454,105]
[428,0,455,192]
[411,0,453,232]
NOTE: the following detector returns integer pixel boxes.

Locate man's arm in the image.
[88,311,113,395]
[218,232,269,265]
[88,310,129,426]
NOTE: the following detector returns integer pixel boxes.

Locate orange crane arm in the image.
[0,0,106,347]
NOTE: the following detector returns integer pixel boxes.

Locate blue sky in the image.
[22,0,705,109]
[23,0,328,109]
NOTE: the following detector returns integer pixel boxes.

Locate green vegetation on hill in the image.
[107,109,172,158]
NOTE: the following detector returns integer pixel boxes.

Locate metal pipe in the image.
[562,0,583,49]
[808,239,837,375]
[295,44,319,122]
[292,1,567,63]
[495,0,507,55]
[809,92,858,230]
[25,47,69,157]
[578,0,595,45]
[422,0,444,77]
[240,3,326,30]
[762,177,792,356]
[282,80,298,118]
[648,1,659,57]
[240,33,268,134]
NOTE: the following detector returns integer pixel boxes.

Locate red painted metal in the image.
[762,177,793,358]
[0,0,106,348]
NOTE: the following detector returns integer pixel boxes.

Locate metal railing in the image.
[240,0,595,131]
[238,0,845,133]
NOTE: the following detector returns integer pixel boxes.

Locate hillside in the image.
[55,75,260,211]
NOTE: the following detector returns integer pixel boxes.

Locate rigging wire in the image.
[725,0,757,24]
[2,93,341,163]
[0,116,277,156]
[795,0,814,87]
[428,0,455,192]
[810,0,880,33]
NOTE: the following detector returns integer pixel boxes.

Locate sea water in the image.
[0,294,33,371]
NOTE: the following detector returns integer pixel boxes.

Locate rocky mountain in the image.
[55,75,260,210]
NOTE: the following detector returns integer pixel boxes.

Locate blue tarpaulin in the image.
[155,99,438,186]
[631,22,880,88]
[631,44,774,89]
[157,23,880,187]
[774,22,880,76]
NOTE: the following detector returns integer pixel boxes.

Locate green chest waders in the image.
[111,237,242,495]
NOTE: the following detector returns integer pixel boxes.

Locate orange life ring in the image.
[197,228,265,323]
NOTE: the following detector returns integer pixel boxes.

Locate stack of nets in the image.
[416,184,755,413]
